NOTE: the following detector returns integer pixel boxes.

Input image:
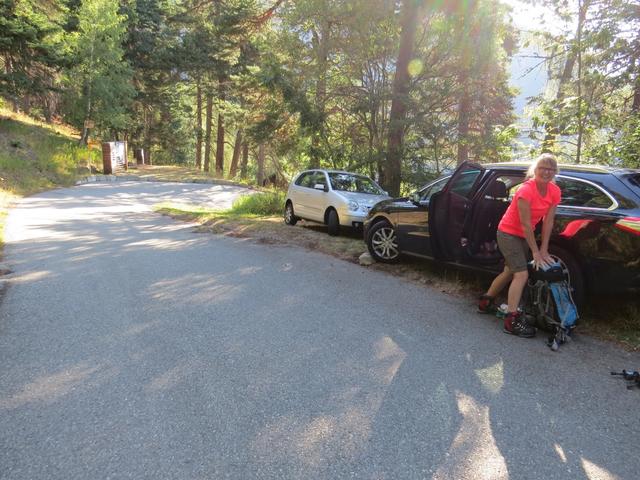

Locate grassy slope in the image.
[0,107,101,253]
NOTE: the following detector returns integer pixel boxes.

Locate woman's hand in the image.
[533,250,553,270]
[540,248,555,264]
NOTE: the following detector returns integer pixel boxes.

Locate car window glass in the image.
[296,172,313,188]
[490,175,525,199]
[622,173,640,190]
[555,177,613,208]
[449,168,482,197]
[419,177,448,202]
[328,172,385,195]
[312,171,327,188]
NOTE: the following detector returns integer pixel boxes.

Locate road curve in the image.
[1,181,639,480]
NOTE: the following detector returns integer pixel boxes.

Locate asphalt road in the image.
[1,180,639,480]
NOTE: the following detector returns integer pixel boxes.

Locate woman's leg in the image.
[486,266,513,298]
[507,270,528,313]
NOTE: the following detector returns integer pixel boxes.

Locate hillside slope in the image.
[0,107,100,253]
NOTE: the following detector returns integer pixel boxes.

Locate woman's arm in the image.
[517,198,549,269]
[540,205,557,261]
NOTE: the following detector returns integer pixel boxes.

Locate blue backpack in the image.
[525,260,579,351]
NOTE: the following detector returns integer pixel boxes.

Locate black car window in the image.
[419,177,448,202]
[489,175,525,200]
[555,177,614,209]
[449,169,482,198]
[621,173,640,190]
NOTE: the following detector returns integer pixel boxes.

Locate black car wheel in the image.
[284,202,298,225]
[548,245,585,308]
[327,209,340,236]
[367,221,400,263]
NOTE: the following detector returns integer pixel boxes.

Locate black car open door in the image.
[428,161,484,261]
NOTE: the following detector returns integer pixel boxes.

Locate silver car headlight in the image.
[348,200,359,212]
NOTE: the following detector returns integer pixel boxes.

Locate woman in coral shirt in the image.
[478,154,562,337]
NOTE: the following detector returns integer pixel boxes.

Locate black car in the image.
[364,161,640,305]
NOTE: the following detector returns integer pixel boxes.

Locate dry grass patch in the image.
[579,297,640,351]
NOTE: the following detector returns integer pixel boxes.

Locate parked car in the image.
[284,169,391,236]
[364,161,640,305]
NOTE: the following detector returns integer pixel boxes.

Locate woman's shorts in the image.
[497,230,529,273]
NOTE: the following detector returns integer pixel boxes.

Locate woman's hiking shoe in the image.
[478,295,498,314]
[503,311,536,338]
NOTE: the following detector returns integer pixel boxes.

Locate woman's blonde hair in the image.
[526,153,558,179]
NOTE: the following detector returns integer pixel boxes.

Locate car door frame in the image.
[304,170,329,222]
[396,176,450,258]
[428,161,485,262]
[291,171,315,218]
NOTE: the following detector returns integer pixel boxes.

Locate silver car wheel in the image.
[371,225,399,260]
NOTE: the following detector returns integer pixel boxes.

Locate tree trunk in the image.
[384,0,420,197]
[215,79,226,176]
[6,57,19,113]
[542,0,590,153]
[195,81,203,169]
[309,18,330,169]
[229,128,243,178]
[22,95,31,115]
[457,83,471,165]
[143,105,153,165]
[632,69,640,113]
[215,111,225,176]
[575,0,585,164]
[79,78,92,146]
[256,144,266,186]
[43,92,54,123]
[455,3,477,166]
[632,88,640,113]
[203,91,213,172]
[240,141,249,179]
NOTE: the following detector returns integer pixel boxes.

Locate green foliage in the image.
[617,117,640,168]
[528,0,640,167]
[0,0,66,102]
[3,0,638,188]
[228,189,286,216]
[62,0,134,135]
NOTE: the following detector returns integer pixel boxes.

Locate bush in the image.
[229,190,286,216]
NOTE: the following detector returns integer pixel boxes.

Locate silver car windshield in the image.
[328,172,385,195]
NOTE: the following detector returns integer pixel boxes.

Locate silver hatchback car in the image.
[284,169,391,236]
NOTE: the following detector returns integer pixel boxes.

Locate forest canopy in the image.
[1,0,638,195]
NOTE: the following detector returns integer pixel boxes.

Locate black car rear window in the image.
[555,177,614,209]
[621,173,640,189]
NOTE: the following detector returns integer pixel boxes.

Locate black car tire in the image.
[284,202,298,225]
[367,221,400,263]
[548,245,585,309]
[327,209,340,236]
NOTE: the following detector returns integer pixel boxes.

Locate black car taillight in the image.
[615,217,640,236]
